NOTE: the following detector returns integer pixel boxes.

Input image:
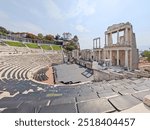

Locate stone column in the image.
[109,33,113,45]
[99,50,101,61]
[129,28,132,45]
[109,50,112,59]
[95,51,97,61]
[106,50,108,59]
[130,49,132,70]
[103,50,106,59]
[110,50,112,66]
[125,50,128,68]
[117,50,119,65]
[108,34,110,46]
[117,31,120,44]
[125,28,128,44]
[93,50,95,61]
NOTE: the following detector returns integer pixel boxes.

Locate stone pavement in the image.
[0,77,150,113]
[53,64,93,84]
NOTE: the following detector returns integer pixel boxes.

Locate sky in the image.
[0,0,150,51]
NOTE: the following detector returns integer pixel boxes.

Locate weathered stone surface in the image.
[111,86,126,92]
[77,98,116,113]
[118,88,136,95]
[76,94,99,102]
[0,101,23,108]
[54,64,93,83]
[92,86,104,92]
[98,92,119,98]
[133,86,150,91]
[143,95,150,107]
[40,103,76,113]
[124,84,137,89]
[132,91,150,101]
[1,108,19,113]
[51,97,75,105]
[18,102,35,113]
[108,95,141,111]
[97,89,114,94]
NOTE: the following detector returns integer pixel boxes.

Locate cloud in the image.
[0,10,9,21]
[44,0,95,20]
[77,0,95,16]
[75,24,89,33]
[0,9,44,34]
[44,0,64,20]
[136,31,150,50]
[13,22,45,34]
[68,0,96,18]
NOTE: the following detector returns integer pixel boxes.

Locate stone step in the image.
[108,95,141,111]
[19,67,30,80]
[7,67,17,79]
[39,103,77,113]
[1,66,13,78]
[10,67,19,79]
[77,98,116,113]
[0,64,9,70]
[12,67,21,79]
[132,90,150,101]
[4,66,18,79]
[0,66,12,78]
[15,67,23,79]
[17,67,26,79]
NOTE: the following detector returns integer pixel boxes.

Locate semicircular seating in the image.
[0,51,63,81]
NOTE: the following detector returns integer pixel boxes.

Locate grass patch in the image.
[26,43,40,49]
[5,41,25,47]
[41,45,52,50]
[51,45,62,50]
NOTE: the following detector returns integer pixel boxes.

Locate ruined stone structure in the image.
[80,49,93,61]
[72,49,79,60]
[81,22,139,70]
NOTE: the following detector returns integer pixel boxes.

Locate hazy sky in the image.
[0,0,150,50]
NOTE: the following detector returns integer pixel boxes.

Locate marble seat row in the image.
[0,78,150,113]
[0,52,63,80]
[33,68,48,81]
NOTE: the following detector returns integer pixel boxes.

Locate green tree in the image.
[44,34,54,41]
[143,50,150,62]
[26,33,38,39]
[64,42,77,51]
[0,26,8,35]
[37,33,43,39]
[143,50,150,57]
